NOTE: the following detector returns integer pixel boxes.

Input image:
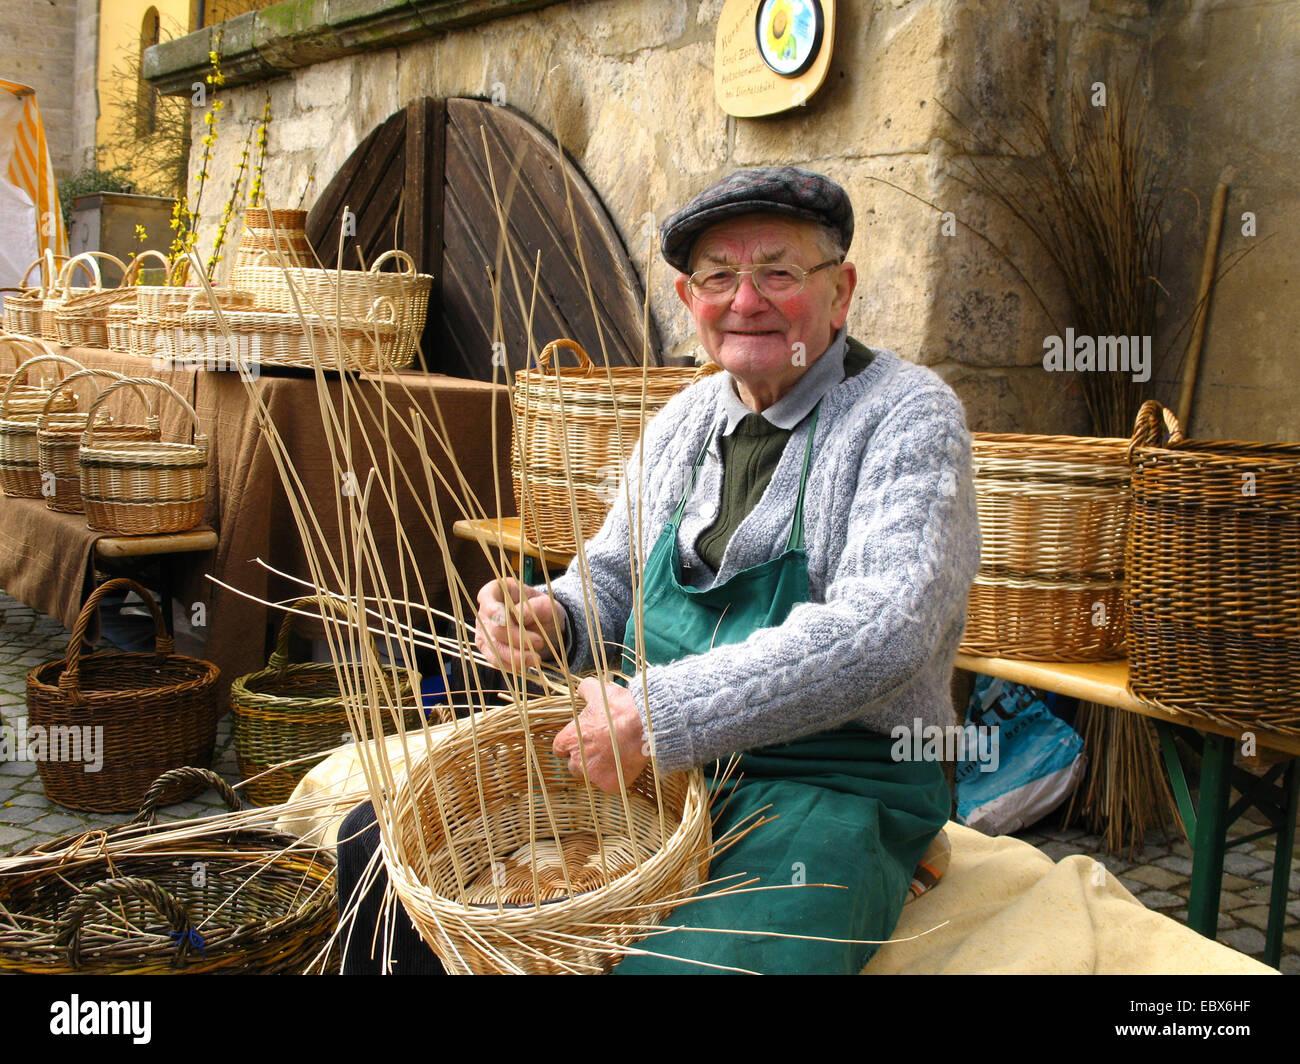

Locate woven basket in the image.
[0,768,336,974]
[39,252,126,343]
[2,255,60,335]
[1126,400,1300,735]
[961,432,1131,661]
[38,369,160,513]
[0,352,85,497]
[233,207,315,269]
[126,257,255,362]
[159,293,407,373]
[385,698,711,975]
[232,249,431,368]
[512,340,714,555]
[54,250,169,349]
[79,375,207,534]
[105,302,134,353]
[25,579,222,812]
[231,596,426,806]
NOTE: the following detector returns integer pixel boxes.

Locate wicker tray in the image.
[0,768,336,974]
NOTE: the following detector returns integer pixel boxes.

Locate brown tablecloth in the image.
[0,347,512,699]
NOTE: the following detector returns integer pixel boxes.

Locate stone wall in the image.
[0,0,82,178]
[170,0,1298,438]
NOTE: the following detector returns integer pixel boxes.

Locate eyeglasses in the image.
[686,259,840,304]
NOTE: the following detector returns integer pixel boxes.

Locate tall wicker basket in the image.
[961,432,1132,661]
[511,339,714,555]
[0,768,337,974]
[26,579,222,812]
[1126,400,1300,736]
[234,207,315,268]
[231,596,425,806]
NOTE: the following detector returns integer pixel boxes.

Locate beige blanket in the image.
[283,741,1274,976]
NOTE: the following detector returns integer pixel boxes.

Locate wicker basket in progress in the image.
[0,352,85,498]
[0,768,336,974]
[512,339,714,555]
[386,699,712,974]
[79,376,208,534]
[25,579,222,812]
[232,596,426,806]
[962,432,1131,662]
[1126,400,1300,736]
[38,369,160,513]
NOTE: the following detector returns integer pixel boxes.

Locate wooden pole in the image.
[1177,179,1230,432]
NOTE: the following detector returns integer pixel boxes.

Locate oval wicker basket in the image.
[79,376,208,534]
[1126,400,1300,736]
[54,250,170,349]
[1,255,60,335]
[37,369,161,514]
[234,206,315,268]
[0,352,85,498]
[961,431,1131,662]
[39,251,126,343]
[386,699,712,975]
[232,596,426,806]
[0,768,337,974]
[25,579,222,812]
[512,339,715,555]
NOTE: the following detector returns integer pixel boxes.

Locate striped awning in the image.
[0,78,68,263]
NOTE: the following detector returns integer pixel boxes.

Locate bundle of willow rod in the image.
[512,338,713,554]
[1126,400,1300,736]
[962,433,1131,661]
[0,767,336,974]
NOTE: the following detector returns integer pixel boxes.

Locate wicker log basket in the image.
[511,339,717,555]
[37,368,161,514]
[79,375,208,534]
[385,698,712,974]
[231,596,426,806]
[0,768,337,974]
[26,579,221,812]
[1126,400,1300,736]
[961,432,1132,662]
[0,352,85,498]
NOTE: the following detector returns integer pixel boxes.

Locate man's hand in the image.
[553,676,648,794]
[474,577,568,672]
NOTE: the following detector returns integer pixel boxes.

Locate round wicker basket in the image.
[385,698,712,974]
[234,207,315,268]
[0,351,85,498]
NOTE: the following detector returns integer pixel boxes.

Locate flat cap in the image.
[659,166,853,274]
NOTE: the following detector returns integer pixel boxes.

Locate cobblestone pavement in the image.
[0,592,1295,973]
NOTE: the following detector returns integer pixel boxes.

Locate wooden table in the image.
[956,653,1299,970]
[451,516,575,583]
[94,528,219,636]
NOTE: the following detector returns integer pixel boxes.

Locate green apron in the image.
[610,401,950,975]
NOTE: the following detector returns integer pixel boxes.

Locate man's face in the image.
[674,213,855,388]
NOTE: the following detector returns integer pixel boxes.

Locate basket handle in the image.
[16,257,46,291]
[55,252,115,295]
[691,359,722,382]
[370,249,417,276]
[267,595,369,677]
[83,375,203,449]
[53,877,199,970]
[59,577,173,706]
[123,249,172,287]
[130,766,242,826]
[38,367,148,425]
[1128,399,1186,461]
[0,334,50,376]
[536,338,594,373]
[1,352,86,415]
[366,296,397,325]
[38,249,68,296]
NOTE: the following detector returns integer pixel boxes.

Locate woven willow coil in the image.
[0,352,85,498]
[962,432,1131,662]
[231,596,427,806]
[1126,400,1300,736]
[512,339,716,555]
[0,768,336,974]
[37,369,160,514]
[79,376,208,534]
[387,699,712,975]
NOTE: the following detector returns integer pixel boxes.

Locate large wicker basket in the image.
[512,339,713,555]
[79,376,208,534]
[961,432,1131,662]
[0,768,337,974]
[1126,400,1300,736]
[0,352,85,498]
[385,699,712,975]
[231,249,431,369]
[231,596,426,806]
[25,579,222,812]
[38,369,160,513]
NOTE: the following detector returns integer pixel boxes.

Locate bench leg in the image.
[1187,733,1232,940]
[1264,758,1299,969]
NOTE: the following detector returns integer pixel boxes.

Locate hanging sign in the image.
[715,0,835,118]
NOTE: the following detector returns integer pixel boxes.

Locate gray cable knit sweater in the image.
[543,345,981,775]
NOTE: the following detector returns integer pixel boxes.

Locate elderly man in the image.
[337,167,979,975]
